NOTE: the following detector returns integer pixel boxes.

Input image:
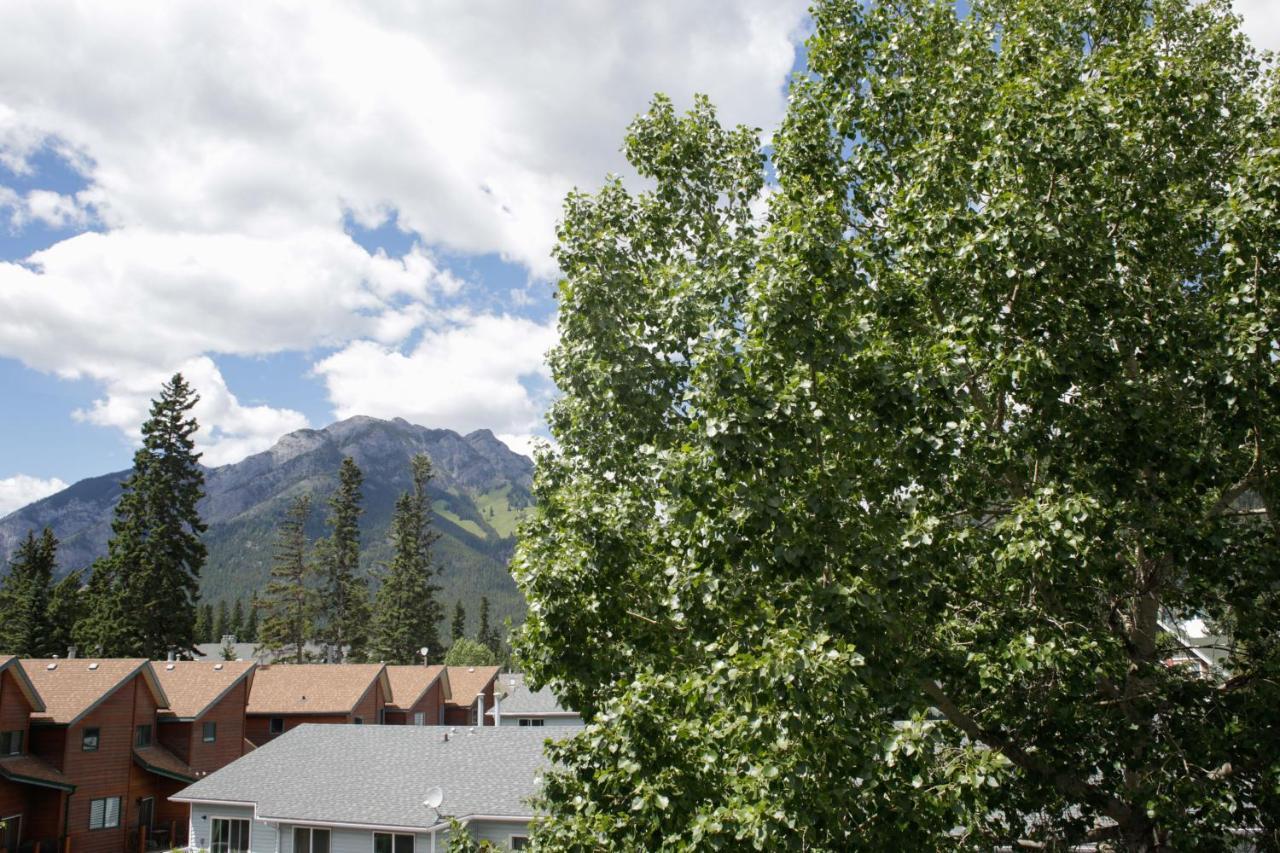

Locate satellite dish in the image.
[419,646,430,659]
[423,786,444,809]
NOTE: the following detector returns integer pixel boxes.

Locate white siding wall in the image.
[497,715,582,727]
[186,803,277,852]
[466,820,533,848]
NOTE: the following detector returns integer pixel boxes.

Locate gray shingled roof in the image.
[173,724,574,827]
[490,677,578,718]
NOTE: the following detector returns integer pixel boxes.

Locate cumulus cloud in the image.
[0,1,807,464]
[315,313,557,438]
[0,474,69,517]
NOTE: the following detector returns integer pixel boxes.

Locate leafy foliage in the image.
[369,454,445,664]
[515,1,1280,849]
[77,373,206,658]
[443,637,497,667]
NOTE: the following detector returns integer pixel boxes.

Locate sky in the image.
[0,1,1276,517]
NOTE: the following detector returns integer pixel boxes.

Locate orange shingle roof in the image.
[246,663,388,715]
[21,659,167,726]
[385,665,449,710]
[0,753,75,791]
[153,660,256,720]
[444,665,499,708]
[134,743,196,782]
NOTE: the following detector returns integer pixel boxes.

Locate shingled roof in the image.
[444,665,499,710]
[20,659,168,726]
[489,677,578,719]
[385,665,450,710]
[153,660,256,721]
[0,753,74,792]
[134,743,197,783]
[246,663,388,715]
[173,724,573,828]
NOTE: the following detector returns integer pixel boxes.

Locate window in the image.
[1,815,20,851]
[294,826,331,853]
[413,711,425,726]
[0,730,22,755]
[353,716,363,725]
[203,721,217,743]
[88,797,120,830]
[510,837,530,850]
[211,817,250,852]
[135,724,152,747]
[373,832,414,853]
[81,727,100,751]
[518,718,545,727]
[270,717,284,734]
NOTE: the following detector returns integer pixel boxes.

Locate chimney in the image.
[167,649,176,662]
[493,688,502,726]
[67,645,77,659]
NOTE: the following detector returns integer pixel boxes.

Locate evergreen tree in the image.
[45,570,83,659]
[451,600,467,644]
[213,599,229,642]
[229,598,245,639]
[244,599,260,643]
[476,595,500,656]
[317,456,370,662]
[193,603,211,646]
[257,494,317,664]
[0,528,57,656]
[77,374,206,658]
[369,454,444,664]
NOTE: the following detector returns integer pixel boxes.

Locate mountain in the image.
[0,416,534,630]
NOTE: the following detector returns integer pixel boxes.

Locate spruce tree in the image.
[78,373,206,658]
[477,595,500,656]
[451,600,466,644]
[45,570,83,658]
[244,600,259,642]
[229,598,245,639]
[258,494,317,664]
[369,454,444,664]
[193,603,211,646]
[213,599,229,642]
[317,456,370,662]
[0,528,57,656]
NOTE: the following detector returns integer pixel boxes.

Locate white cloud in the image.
[315,313,557,438]
[0,2,806,463]
[0,474,69,517]
[1235,0,1280,53]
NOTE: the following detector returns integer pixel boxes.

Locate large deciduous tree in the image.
[369,454,444,664]
[78,373,207,659]
[514,1,1280,849]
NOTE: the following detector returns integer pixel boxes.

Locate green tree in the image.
[257,494,317,664]
[442,637,497,667]
[193,602,211,646]
[244,599,260,643]
[45,570,83,658]
[213,599,229,643]
[317,456,370,662]
[514,2,1280,849]
[0,529,57,655]
[229,598,245,639]
[369,454,444,664]
[451,600,467,644]
[476,595,499,656]
[77,374,207,658]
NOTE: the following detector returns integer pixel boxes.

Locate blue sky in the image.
[1,1,1275,516]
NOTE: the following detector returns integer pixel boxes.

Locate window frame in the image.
[0,813,21,850]
[0,729,23,755]
[81,727,100,752]
[372,831,415,853]
[269,716,284,734]
[353,716,363,725]
[413,711,426,726]
[510,835,531,850]
[87,796,121,830]
[210,815,251,852]
[203,721,217,743]
[293,825,332,853]
[135,723,153,747]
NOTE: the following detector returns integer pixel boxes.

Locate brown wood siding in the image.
[157,720,191,764]
[408,680,445,725]
[482,680,496,727]
[245,712,349,745]
[26,727,65,771]
[351,677,385,724]
[187,678,248,774]
[0,670,32,738]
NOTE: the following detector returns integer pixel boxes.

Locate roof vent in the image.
[467,666,476,673]
[166,663,176,671]
[88,662,99,671]
[46,662,57,671]
[468,726,477,735]
[213,663,224,671]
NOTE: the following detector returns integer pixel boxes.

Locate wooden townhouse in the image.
[17,658,194,853]
[147,660,256,846]
[0,655,73,853]
[443,665,500,726]
[383,664,450,726]
[244,663,390,745]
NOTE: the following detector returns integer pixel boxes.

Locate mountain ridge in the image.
[0,416,533,629]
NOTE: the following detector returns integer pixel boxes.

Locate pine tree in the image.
[369,454,444,664]
[46,570,83,658]
[477,595,500,656]
[244,599,260,642]
[451,600,467,644]
[193,603,211,646]
[258,494,317,664]
[77,374,206,658]
[317,457,370,662]
[0,528,57,656]
[229,598,245,639]
[213,599,229,642]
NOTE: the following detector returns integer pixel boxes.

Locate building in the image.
[192,638,341,664]
[443,666,499,727]
[172,724,570,851]
[0,655,73,852]
[19,659,188,853]
[149,660,257,845]
[489,675,581,728]
[244,663,390,745]
[384,665,451,726]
